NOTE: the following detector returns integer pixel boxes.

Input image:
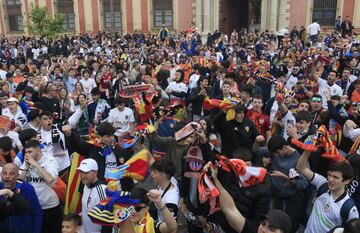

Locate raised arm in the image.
[147,189,177,233]
[208,164,245,233]
[296,150,314,180]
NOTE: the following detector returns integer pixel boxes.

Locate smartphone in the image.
[287,119,295,125]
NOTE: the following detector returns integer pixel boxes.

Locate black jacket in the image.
[0,193,31,220]
[214,111,258,156]
[38,96,60,116]
[218,169,271,226]
[66,132,134,191]
[188,87,212,116]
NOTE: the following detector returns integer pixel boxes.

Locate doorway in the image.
[219,0,261,33]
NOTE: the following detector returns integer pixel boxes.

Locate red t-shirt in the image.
[246,109,271,137]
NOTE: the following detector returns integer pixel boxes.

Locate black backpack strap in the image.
[340,198,356,225]
[317,182,329,197]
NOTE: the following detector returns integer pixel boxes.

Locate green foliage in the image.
[26,6,65,38]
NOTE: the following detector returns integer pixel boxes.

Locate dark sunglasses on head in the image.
[134,205,148,212]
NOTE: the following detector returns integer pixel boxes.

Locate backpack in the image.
[317,182,356,225]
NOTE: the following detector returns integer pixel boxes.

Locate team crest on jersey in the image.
[125,115,129,120]
[245,126,249,132]
[323,203,330,211]
[259,118,264,125]
[169,123,174,128]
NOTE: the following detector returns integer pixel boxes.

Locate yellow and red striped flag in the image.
[124,149,151,181]
[64,152,84,215]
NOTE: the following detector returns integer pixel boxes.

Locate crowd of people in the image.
[1,20,360,233]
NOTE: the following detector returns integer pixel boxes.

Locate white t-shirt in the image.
[32,48,41,60]
[167,81,188,100]
[105,152,117,174]
[188,74,200,90]
[81,183,107,233]
[305,173,359,233]
[80,78,97,96]
[107,107,135,136]
[285,74,298,90]
[39,127,70,172]
[308,22,321,36]
[0,69,6,81]
[157,178,179,222]
[2,106,27,129]
[317,78,343,109]
[20,154,59,210]
[0,131,22,149]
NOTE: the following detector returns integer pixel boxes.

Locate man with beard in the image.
[0,163,42,233]
[165,69,188,106]
[38,84,61,122]
[313,70,343,109]
[285,62,301,90]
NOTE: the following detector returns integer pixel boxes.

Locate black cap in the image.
[262,209,292,233]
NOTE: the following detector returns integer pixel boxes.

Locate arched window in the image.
[312,0,337,27]
[55,0,75,30]
[153,0,173,27]
[102,0,122,30]
[5,0,23,32]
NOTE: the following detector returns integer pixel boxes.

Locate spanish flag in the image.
[203,97,241,121]
[105,149,150,182]
[64,152,84,214]
[124,149,151,181]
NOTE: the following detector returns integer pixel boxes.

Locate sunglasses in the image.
[134,205,148,212]
[312,97,322,102]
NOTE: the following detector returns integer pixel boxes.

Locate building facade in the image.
[0,0,359,37]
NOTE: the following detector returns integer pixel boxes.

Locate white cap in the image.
[77,158,98,172]
[6,97,19,103]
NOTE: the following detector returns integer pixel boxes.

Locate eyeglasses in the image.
[134,205,148,212]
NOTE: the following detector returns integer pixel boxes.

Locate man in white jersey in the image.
[77,158,110,233]
[107,96,135,137]
[38,111,70,176]
[296,150,359,233]
[313,70,343,109]
[19,140,62,233]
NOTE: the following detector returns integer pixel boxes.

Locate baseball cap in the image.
[262,209,292,233]
[6,97,19,103]
[77,158,98,172]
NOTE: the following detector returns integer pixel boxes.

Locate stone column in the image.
[353,0,360,28]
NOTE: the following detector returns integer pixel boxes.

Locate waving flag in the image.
[124,149,150,181]
[203,97,240,111]
[64,153,84,214]
[317,125,345,162]
[217,155,267,187]
[291,125,345,162]
[105,149,151,182]
[203,97,241,121]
